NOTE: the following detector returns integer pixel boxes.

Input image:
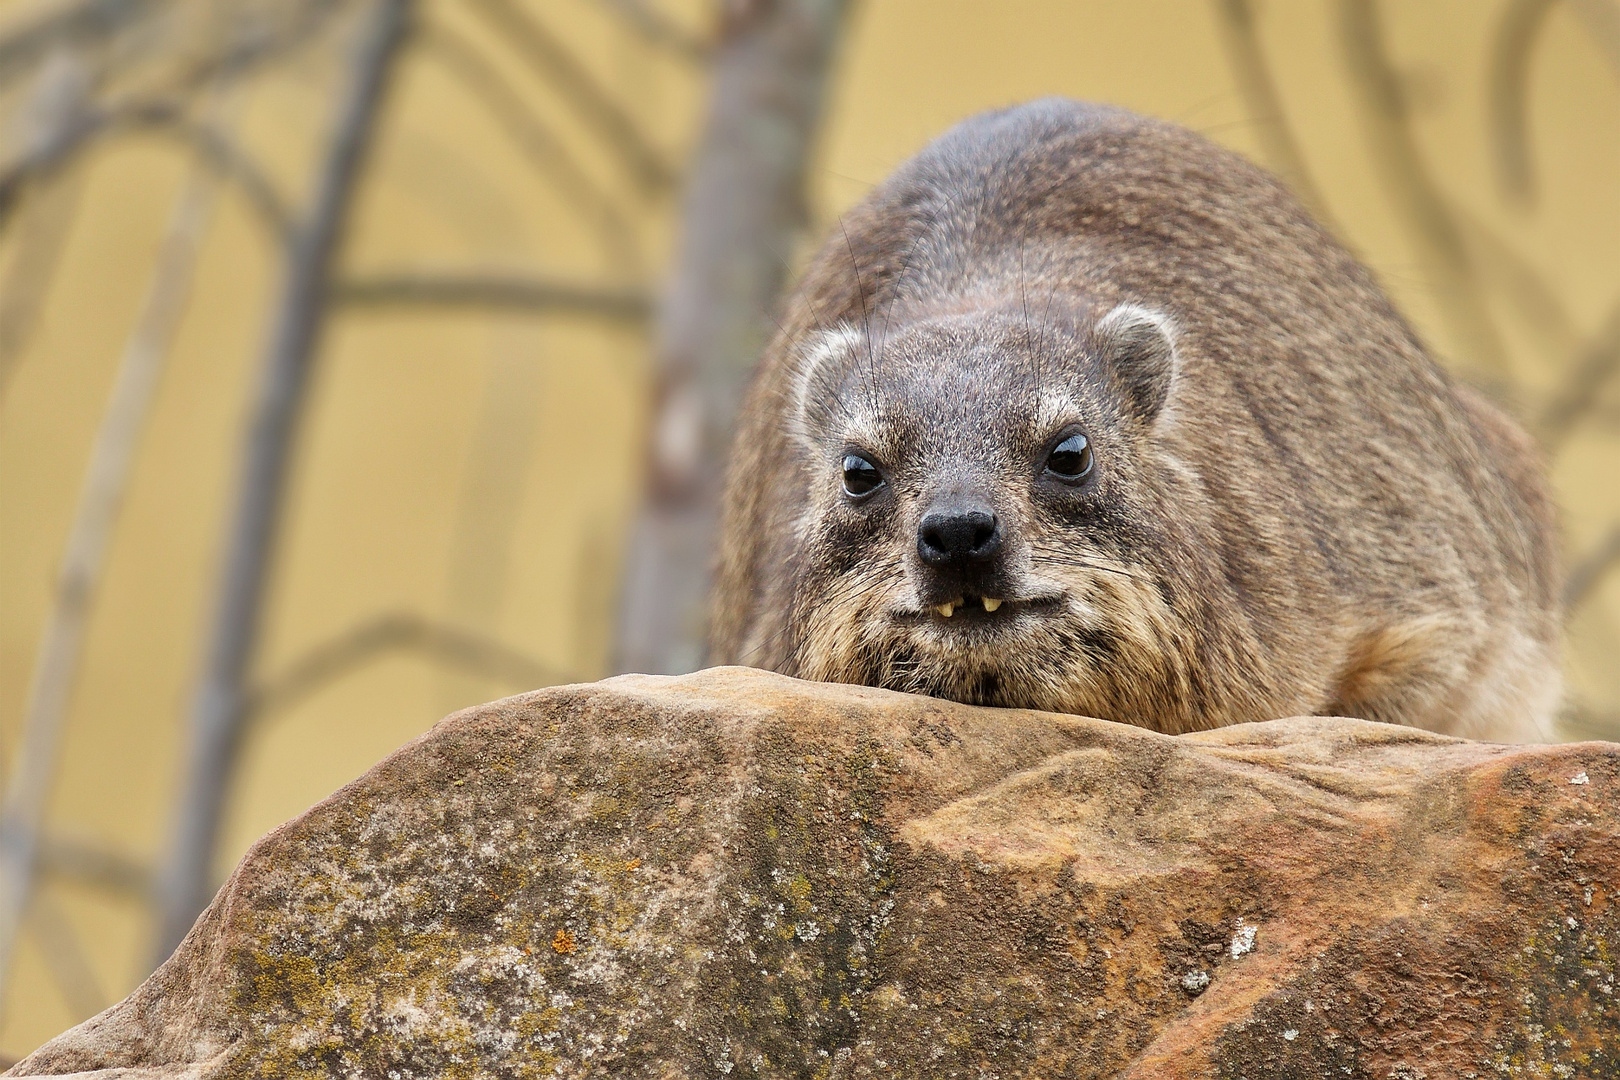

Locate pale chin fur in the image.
[797,575,1098,713]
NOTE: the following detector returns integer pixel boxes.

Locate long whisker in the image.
[838,218,881,417]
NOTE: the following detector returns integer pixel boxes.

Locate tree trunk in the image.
[614,0,851,676]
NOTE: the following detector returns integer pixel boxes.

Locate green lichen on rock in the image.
[8,669,1618,1078]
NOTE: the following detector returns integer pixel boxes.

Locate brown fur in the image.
[708,100,1561,740]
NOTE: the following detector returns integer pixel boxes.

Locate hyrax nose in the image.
[917,503,1002,567]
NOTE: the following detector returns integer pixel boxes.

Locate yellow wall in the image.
[1,0,1615,1056]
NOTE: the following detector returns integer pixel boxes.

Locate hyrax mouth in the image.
[932,594,1005,618]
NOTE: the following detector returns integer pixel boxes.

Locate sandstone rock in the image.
[10,667,1617,1078]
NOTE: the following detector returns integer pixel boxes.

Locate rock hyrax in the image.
[709,99,1560,741]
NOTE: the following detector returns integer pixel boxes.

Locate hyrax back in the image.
[710,99,1561,741]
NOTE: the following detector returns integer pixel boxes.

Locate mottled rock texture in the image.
[11,668,1618,1078]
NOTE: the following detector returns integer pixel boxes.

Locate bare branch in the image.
[614,0,852,675]
[1488,0,1557,205]
[1572,0,1620,78]
[1340,0,1514,377]
[1489,0,1620,205]
[1564,524,1620,612]
[466,0,676,195]
[1453,206,1579,368]
[0,144,222,1003]
[1537,298,1620,451]
[153,0,413,969]
[27,894,107,1022]
[600,0,712,63]
[161,116,294,243]
[1560,701,1620,742]
[245,613,572,724]
[0,0,153,90]
[36,833,150,900]
[1211,0,1337,230]
[1,100,292,244]
[333,271,650,322]
[415,24,641,271]
[0,172,82,402]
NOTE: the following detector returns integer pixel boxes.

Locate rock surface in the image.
[10,667,1618,1079]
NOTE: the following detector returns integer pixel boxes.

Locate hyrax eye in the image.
[842,453,884,497]
[1045,433,1094,480]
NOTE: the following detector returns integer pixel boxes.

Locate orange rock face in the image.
[10,668,1617,1078]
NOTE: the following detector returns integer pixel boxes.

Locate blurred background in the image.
[0,0,1615,1057]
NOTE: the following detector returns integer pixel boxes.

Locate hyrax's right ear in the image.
[787,323,866,448]
[1094,303,1178,422]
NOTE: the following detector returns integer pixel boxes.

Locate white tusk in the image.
[982,598,1002,613]
[935,602,955,618]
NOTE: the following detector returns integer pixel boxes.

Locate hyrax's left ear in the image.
[787,322,867,449]
[1094,303,1178,422]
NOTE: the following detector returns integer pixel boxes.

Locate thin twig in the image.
[27,894,106,1022]
[415,24,641,272]
[0,171,83,402]
[333,271,651,322]
[1340,0,1514,377]
[1537,298,1620,451]
[0,131,223,1004]
[600,0,712,62]
[1,100,292,244]
[1487,0,1558,205]
[0,0,153,90]
[245,613,572,724]
[466,0,676,195]
[1564,524,1620,612]
[1560,701,1620,742]
[1453,206,1580,368]
[1211,0,1337,230]
[35,833,150,900]
[152,0,413,969]
[1572,0,1620,79]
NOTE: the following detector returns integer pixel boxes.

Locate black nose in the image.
[917,505,1002,566]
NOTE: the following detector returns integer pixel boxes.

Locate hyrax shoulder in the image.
[710,99,1561,741]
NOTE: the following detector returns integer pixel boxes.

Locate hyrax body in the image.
[709,99,1561,741]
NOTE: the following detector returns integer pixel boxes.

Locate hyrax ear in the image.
[787,323,866,449]
[1094,303,1178,422]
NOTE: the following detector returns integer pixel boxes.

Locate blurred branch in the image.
[600,0,712,62]
[1495,0,1620,204]
[1573,0,1620,76]
[334,271,651,322]
[1340,0,1514,377]
[153,0,412,969]
[416,24,641,271]
[160,115,294,243]
[1454,207,1580,369]
[0,171,83,402]
[614,0,852,675]
[1488,0,1562,206]
[1,100,291,244]
[1536,298,1620,451]
[0,0,152,90]
[1,0,344,237]
[466,0,676,196]
[36,833,150,900]
[1561,701,1620,742]
[245,612,572,724]
[28,894,106,1022]
[1564,524,1620,613]
[1211,0,1336,230]
[0,146,221,1005]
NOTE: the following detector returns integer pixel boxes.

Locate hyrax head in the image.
[785,298,1184,717]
